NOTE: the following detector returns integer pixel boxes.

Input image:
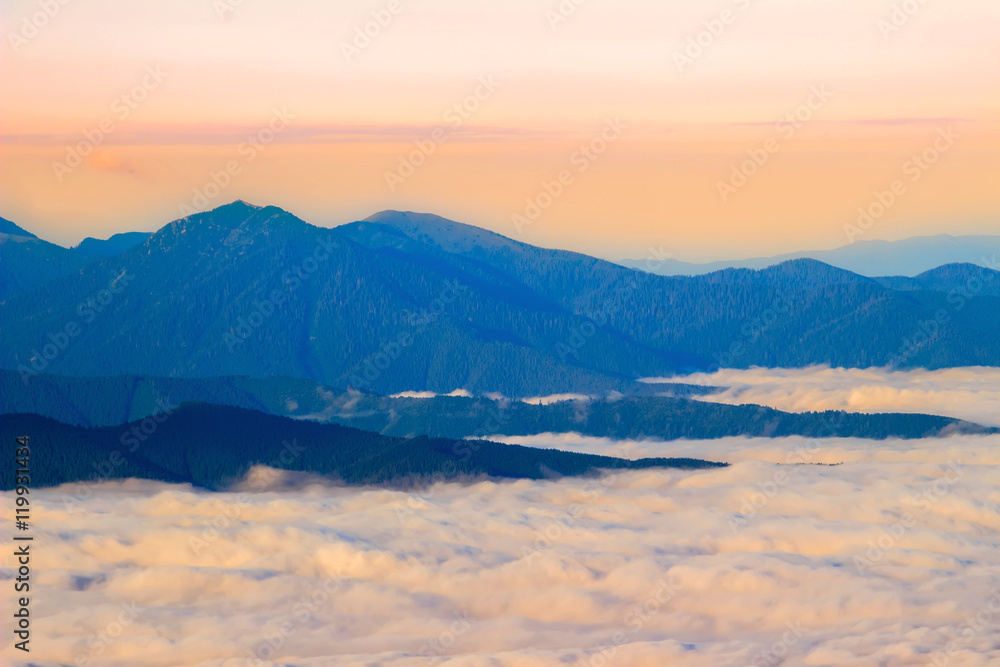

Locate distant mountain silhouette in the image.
[618,234,1000,277]
[2,203,998,395]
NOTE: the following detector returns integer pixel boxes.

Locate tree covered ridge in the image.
[2,371,993,443]
[0,404,725,492]
[1,203,998,396]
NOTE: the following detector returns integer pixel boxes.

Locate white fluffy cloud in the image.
[642,366,1000,427]
[3,432,999,666]
[520,393,592,406]
[390,390,474,399]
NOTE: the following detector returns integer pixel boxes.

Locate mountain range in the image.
[10,213,997,279]
[619,234,1000,277]
[5,369,992,441]
[2,202,999,398]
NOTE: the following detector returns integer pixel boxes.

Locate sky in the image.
[1,0,998,260]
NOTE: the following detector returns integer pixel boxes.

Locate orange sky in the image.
[1,0,998,259]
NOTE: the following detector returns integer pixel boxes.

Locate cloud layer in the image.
[644,366,1000,427]
[3,432,999,666]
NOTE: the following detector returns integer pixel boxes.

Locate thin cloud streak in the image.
[0,124,573,147]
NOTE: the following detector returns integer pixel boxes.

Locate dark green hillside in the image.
[2,371,992,442]
[0,404,723,491]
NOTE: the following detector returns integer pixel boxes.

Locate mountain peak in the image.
[191,199,264,219]
[150,201,310,250]
[363,210,459,227]
[188,199,266,219]
[696,257,872,290]
[914,262,1000,282]
[227,199,262,211]
[356,209,523,254]
[764,257,869,281]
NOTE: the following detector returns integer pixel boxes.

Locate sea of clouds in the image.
[3,431,999,667]
[642,366,1000,428]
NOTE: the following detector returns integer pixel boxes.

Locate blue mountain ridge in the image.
[2,201,997,396]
